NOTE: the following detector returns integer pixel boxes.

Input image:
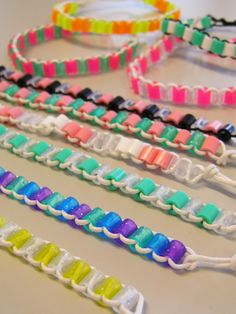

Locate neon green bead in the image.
[8,134,28,149]
[197,203,220,224]
[106,21,113,34]
[90,19,97,33]
[33,243,60,266]
[129,226,153,253]
[3,85,20,96]
[77,157,99,174]
[51,148,73,164]
[96,20,108,34]
[210,39,225,55]
[165,191,190,215]
[95,277,122,305]
[61,16,72,31]
[7,229,32,249]
[0,124,7,136]
[68,2,78,14]
[63,260,91,284]
[29,141,51,156]
[83,207,106,233]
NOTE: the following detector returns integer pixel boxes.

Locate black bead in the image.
[45,81,61,94]
[108,96,125,111]
[0,66,6,75]
[217,124,235,142]
[76,88,93,100]
[141,104,159,119]
[17,74,33,87]
[178,114,196,130]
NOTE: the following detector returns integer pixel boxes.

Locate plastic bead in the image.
[7,229,32,249]
[165,240,186,263]
[45,80,61,93]
[110,112,129,126]
[135,118,152,133]
[76,87,93,100]
[147,121,165,136]
[146,233,170,259]
[55,197,79,221]
[18,182,40,199]
[41,192,64,215]
[160,125,178,147]
[187,131,205,153]
[197,203,220,224]
[133,178,156,196]
[217,124,235,142]
[112,218,137,245]
[77,158,99,175]
[153,150,174,170]
[5,176,28,194]
[0,171,16,187]
[83,207,106,232]
[201,136,220,155]
[51,148,73,164]
[94,277,122,304]
[8,134,28,149]
[141,104,159,119]
[17,74,33,87]
[69,204,91,228]
[33,243,60,266]
[108,96,125,111]
[173,129,191,145]
[96,212,122,238]
[29,141,51,157]
[104,167,126,182]
[165,191,190,210]
[62,259,91,284]
[128,226,153,253]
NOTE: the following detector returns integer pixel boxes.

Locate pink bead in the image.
[109,54,120,70]
[62,121,81,138]
[172,86,186,105]
[204,120,223,133]
[35,91,50,103]
[9,107,24,118]
[75,127,94,143]
[173,129,191,145]
[101,110,117,122]
[147,84,161,101]
[201,136,220,155]
[0,81,10,92]
[224,88,236,106]
[67,85,82,97]
[123,113,141,128]
[14,88,31,99]
[8,71,23,81]
[28,31,37,45]
[163,37,174,52]
[18,35,25,51]
[153,150,174,170]
[97,94,114,105]
[44,25,55,40]
[197,88,211,107]
[139,57,148,73]
[78,102,96,114]
[0,106,10,116]
[65,60,78,76]
[130,101,149,114]
[138,146,160,164]
[130,77,139,94]
[147,121,165,136]
[43,63,56,77]
[61,29,72,37]
[88,58,100,74]
[36,78,53,89]
[150,47,160,62]
[22,62,34,75]
[165,111,184,125]
[56,95,74,107]
[11,53,17,68]
[126,47,133,62]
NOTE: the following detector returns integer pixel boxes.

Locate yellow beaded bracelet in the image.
[51,0,180,34]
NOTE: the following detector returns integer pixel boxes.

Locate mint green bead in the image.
[68,99,84,110]
[78,60,87,74]
[105,167,126,182]
[29,141,51,157]
[8,134,28,149]
[90,107,106,125]
[161,19,169,33]
[187,131,205,155]
[191,30,205,46]
[165,191,190,215]
[110,112,129,132]
[196,203,220,224]
[133,178,156,202]
[174,22,185,38]
[42,193,65,216]
[51,148,73,164]
[45,95,61,106]
[201,15,213,28]
[160,126,178,148]
[119,50,127,68]
[26,91,40,103]
[128,227,153,253]
[3,85,20,97]
[210,39,225,55]
[83,208,106,233]
[136,118,152,135]
[55,62,66,77]
[0,125,7,136]
[77,158,99,175]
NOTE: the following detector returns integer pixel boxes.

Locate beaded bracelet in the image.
[1,79,236,166]
[0,166,236,273]
[1,65,236,143]
[0,216,144,314]
[161,15,236,59]
[1,124,236,236]
[8,24,138,77]
[2,105,236,194]
[51,0,180,35]
[128,34,236,107]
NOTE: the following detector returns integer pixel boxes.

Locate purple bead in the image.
[0,171,17,188]
[112,218,138,246]
[29,187,52,210]
[165,240,186,264]
[69,204,91,228]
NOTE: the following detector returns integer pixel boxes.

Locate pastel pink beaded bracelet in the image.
[8,24,138,77]
[127,34,236,107]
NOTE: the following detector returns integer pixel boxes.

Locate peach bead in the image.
[101,111,117,123]
[14,88,30,99]
[56,95,74,107]
[0,81,10,92]
[78,102,96,114]
[123,113,141,128]
[153,150,174,170]
[138,146,161,164]
[35,91,50,103]
[97,94,114,105]
[204,120,223,133]
[75,127,94,143]
[173,129,191,145]
[201,136,221,155]
[62,121,81,137]
[9,107,23,118]
[130,101,149,114]
[166,111,184,125]
[147,121,165,136]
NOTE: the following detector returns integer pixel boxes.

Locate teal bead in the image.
[3,85,20,96]
[26,91,40,103]
[110,112,129,132]
[174,22,185,38]
[8,134,28,150]
[201,15,213,28]
[51,148,73,164]
[160,126,178,148]
[135,118,152,135]
[5,176,28,198]
[55,62,66,77]
[83,207,106,233]
[191,30,205,46]
[45,95,61,106]
[78,59,87,74]
[133,178,156,202]
[0,125,8,136]
[33,63,44,77]
[104,167,126,182]
[42,192,65,216]
[77,158,99,175]
[161,19,169,33]
[210,39,225,56]
[128,227,153,253]
[196,203,220,225]
[165,191,190,215]
[187,131,205,155]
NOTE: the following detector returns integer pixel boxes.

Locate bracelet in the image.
[161,15,236,59]
[1,66,236,143]
[51,0,180,34]
[128,23,236,107]
[1,80,236,166]
[8,24,138,77]
[1,104,236,194]
[0,166,236,273]
[1,123,236,236]
[0,216,144,314]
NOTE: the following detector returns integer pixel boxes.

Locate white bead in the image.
[222,42,235,58]
[41,115,56,128]
[201,36,212,51]
[182,28,194,42]
[128,140,146,158]
[53,114,71,129]
[115,137,132,154]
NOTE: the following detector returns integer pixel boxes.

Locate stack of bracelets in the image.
[1,0,236,312]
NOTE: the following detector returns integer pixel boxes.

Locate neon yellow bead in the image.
[90,19,97,33]
[63,260,91,284]
[139,20,149,33]
[167,2,176,12]
[0,216,6,228]
[131,22,139,34]
[95,277,122,306]
[97,20,107,34]
[68,3,78,15]
[7,229,32,249]
[61,16,72,31]
[33,243,60,266]
[106,21,113,34]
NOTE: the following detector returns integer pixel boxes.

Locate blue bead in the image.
[0,167,5,177]
[146,233,170,260]
[55,197,79,221]
[96,212,122,239]
[17,182,40,204]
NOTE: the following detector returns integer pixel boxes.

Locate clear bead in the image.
[183,199,202,215]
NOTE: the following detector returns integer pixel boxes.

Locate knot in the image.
[188,164,220,184]
[202,164,220,180]
[230,254,236,271]
[217,150,236,166]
